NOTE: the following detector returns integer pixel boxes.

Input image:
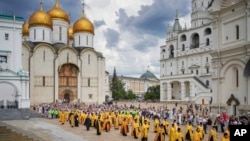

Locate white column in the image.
[167,82,172,100]
[54,57,59,102]
[160,82,164,101]
[181,81,185,100]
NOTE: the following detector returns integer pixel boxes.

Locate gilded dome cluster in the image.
[23,0,94,36]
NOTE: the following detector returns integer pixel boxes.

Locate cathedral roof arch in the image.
[33,43,56,53]
[22,42,32,52]
[220,58,246,77]
[80,47,99,57]
[58,63,80,73]
[57,46,78,55]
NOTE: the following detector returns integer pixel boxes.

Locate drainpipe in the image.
[53,53,58,103]
[244,0,249,105]
[215,15,222,114]
[29,50,33,100]
[78,53,82,102]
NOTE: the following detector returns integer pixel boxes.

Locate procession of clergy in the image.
[54,108,230,141]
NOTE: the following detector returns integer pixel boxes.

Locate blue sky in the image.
[0,0,191,77]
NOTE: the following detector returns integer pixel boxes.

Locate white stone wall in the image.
[29,27,52,43]
[51,20,69,44]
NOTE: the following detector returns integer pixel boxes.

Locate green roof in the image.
[140,70,158,80]
[0,14,24,21]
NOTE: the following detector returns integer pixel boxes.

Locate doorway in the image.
[64,93,70,103]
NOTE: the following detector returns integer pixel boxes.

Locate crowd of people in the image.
[32,102,250,141]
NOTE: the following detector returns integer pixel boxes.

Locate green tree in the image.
[144,85,160,100]
[125,90,136,100]
[110,67,126,100]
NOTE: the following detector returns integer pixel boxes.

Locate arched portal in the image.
[0,82,19,108]
[58,63,79,103]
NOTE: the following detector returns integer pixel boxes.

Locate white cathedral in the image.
[20,0,108,105]
[160,0,250,116]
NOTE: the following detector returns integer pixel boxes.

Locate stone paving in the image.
[0,102,224,141]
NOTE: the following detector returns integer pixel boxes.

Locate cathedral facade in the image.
[22,0,107,105]
[160,0,250,116]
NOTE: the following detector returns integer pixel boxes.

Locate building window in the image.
[88,94,92,99]
[206,38,210,46]
[206,80,209,87]
[88,54,90,64]
[86,36,88,45]
[43,30,45,40]
[34,29,36,40]
[170,63,172,67]
[43,50,45,62]
[79,36,80,45]
[171,72,172,75]
[5,33,9,40]
[162,64,164,68]
[206,67,209,73]
[88,78,90,87]
[59,26,62,41]
[182,44,185,51]
[196,70,199,75]
[0,55,7,63]
[182,70,184,74]
[236,69,239,87]
[206,57,209,62]
[191,70,193,74]
[236,25,239,40]
[43,76,45,86]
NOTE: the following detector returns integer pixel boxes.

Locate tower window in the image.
[34,29,36,40]
[206,38,210,46]
[79,36,80,45]
[59,26,62,41]
[236,25,239,40]
[206,68,209,73]
[4,33,9,40]
[86,36,88,45]
[42,30,45,40]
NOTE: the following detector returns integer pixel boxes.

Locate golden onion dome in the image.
[68,26,74,40]
[29,3,52,29]
[73,13,94,34]
[22,22,29,36]
[47,0,69,23]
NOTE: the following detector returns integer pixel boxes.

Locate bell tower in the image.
[191,0,212,28]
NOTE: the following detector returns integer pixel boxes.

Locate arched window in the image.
[236,69,239,87]
[169,45,174,58]
[204,28,212,35]
[236,25,239,40]
[180,35,187,42]
[206,38,210,46]
[191,33,199,49]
